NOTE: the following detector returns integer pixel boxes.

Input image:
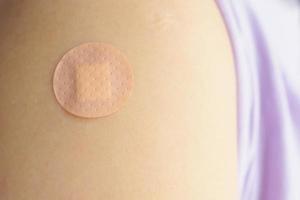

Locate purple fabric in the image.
[216,0,300,199]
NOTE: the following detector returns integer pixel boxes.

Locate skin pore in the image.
[0,0,237,199]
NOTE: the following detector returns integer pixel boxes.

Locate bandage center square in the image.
[75,62,112,102]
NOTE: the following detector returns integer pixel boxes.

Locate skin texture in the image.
[0,0,237,199]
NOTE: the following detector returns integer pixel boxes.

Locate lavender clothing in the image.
[216,0,300,199]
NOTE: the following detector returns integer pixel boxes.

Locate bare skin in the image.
[0,0,237,199]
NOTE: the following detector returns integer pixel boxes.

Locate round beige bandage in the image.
[53,43,133,118]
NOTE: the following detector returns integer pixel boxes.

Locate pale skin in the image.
[0,0,237,199]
